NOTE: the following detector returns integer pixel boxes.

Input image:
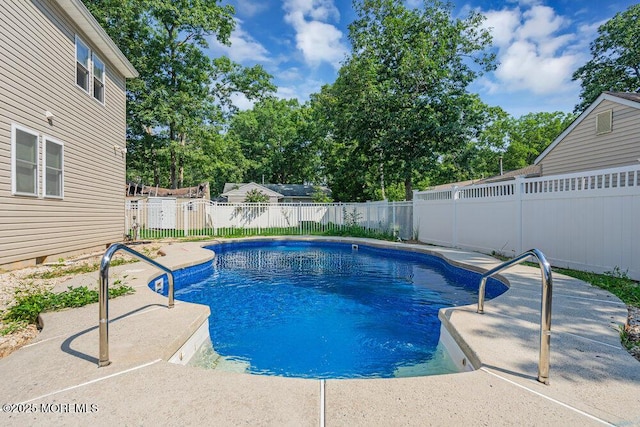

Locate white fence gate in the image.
[414,165,640,280]
[147,197,177,229]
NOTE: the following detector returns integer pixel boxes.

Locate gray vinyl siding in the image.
[0,0,127,266]
[539,100,640,176]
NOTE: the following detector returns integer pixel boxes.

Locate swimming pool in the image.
[160,240,507,379]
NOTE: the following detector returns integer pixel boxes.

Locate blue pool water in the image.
[164,241,507,379]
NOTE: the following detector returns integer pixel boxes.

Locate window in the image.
[11,124,66,199]
[11,125,39,196]
[44,138,64,198]
[76,36,90,92]
[92,53,105,103]
[76,35,106,104]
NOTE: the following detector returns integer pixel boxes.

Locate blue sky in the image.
[207,0,637,117]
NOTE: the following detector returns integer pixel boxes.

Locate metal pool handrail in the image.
[477,249,553,385]
[98,243,175,367]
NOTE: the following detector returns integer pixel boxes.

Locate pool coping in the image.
[1,237,639,426]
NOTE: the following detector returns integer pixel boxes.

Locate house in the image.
[535,92,640,175]
[426,91,640,192]
[426,165,542,191]
[0,0,137,269]
[221,183,332,203]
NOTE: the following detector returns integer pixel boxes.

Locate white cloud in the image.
[283,0,348,69]
[519,6,564,40]
[209,19,270,64]
[496,40,580,94]
[480,4,583,95]
[483,9,520,47]
[278,67,304,81]
[276,86,302,100]
[234,0,269,18]
[284,0,340,21]
[276,77,325,102]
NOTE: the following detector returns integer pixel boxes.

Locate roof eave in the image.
[53,0,138,78]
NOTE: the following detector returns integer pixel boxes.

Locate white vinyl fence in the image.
[125,200,413,240]
[414,165,640,280]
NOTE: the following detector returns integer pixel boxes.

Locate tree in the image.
[228,98,321,184]
[499,112,575,171]
[82,0,274,189]
[312,186,333,203]
[572,4,640,112]
[244,189,269,203]
[324,0,495,200]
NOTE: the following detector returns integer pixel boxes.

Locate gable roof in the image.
[222,183,331,198]
[476,164,541,184]
[535,92,640,164]
[607,92,640,103]
[426,165,541,191]
[263,184,331,198]
[53,0,138,78]
[221,183,284,198]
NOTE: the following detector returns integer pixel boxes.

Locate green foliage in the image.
[4,284,135,324]
[83,0,275,190]
[343,207,363,228]
[494,111,576,172]
[555,267,640,307]
[311,186,333,203]
[620,325,640,352]
[316,0,496,200]
[321,225,396,241]
[0,320,28,336]
[244,189,270,203]
[228,98,322,186]
[425,110,575,187]
[25,259,137,280]
[373,182,405,201]
[572,4,640,112]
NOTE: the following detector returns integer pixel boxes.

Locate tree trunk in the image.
[404,175,413,201]
[379,162,386,200]
[170,149,177,189]
[169,122,177,189]
[178,133,186,188]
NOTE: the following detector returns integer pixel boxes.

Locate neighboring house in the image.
[426,165,542,191]
[426,91,640,192]
[535,92,640,175]
[221,183,332,203]
[0,0,137,269]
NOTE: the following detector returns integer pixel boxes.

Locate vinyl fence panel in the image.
[414,165,640,280]
[125,200,413,241]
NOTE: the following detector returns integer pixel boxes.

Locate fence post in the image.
[211,202,216,236]
[452,185,459,247]
[124,203,129,238]
[183,202,189,238]
[515,176,524,254]
[392,201,396,237]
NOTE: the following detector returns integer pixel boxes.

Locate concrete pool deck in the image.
[1,237,639,426]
